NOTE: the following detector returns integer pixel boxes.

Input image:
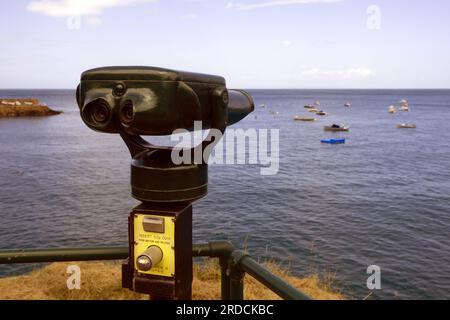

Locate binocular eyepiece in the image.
[76,66,254,136]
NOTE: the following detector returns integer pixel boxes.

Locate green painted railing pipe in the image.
[0,247,129,264]
[0,242,235,264]
[191,241,234,300]
[232,250,311,300]
[192,241,234,257]
[0,242,311,301]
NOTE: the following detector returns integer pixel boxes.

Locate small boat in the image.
[397,123,416,129]
[344,102,351,107]
[388,105,396,113]
[308,108,318,112]
[269,110,279,115]
[399,105,410,111]
[304,105,314,109]
[321,139,346,144]
[260,104,266,108]
[324,124,349,132]
[294,116,316,121]
[316,111,328,116]
[399,99,410,111]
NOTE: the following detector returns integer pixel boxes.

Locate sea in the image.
[0,89,449,300]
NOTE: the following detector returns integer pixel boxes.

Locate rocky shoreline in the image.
[0,98,62,117]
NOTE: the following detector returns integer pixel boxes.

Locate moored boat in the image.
[399,99,410,111]
[316,110,328,116]
[324,124,349,132]
[294,116,316,121]
[321,139,346,144]
[388,105,396,113]
[397,123,416,129]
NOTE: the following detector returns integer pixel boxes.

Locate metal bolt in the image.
[222,91,229,105]
[113,82,126,97]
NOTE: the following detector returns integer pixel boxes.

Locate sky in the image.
[0,0,449,89]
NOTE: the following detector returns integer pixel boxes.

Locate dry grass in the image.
[0,260,343,300]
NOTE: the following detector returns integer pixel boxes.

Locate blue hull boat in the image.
[321,139,346,144]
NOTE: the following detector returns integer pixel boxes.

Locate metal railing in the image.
[0,241,310,300]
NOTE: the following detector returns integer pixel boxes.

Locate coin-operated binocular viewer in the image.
[76,66,254,299]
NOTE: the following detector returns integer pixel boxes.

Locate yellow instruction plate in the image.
[134,214,175,278]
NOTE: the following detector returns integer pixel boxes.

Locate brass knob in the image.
[136,246,163,271]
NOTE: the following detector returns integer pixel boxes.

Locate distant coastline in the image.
[0,98,62,117]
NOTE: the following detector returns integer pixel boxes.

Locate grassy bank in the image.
[0,260,344,300]
[0,99,61,117]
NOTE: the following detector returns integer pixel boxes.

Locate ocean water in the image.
[0,89,449,300]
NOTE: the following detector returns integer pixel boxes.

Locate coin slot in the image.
[142,217,165,233]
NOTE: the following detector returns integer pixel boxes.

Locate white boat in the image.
[308,108,319,113]
[397,123,416,129]
[294,116,316,122]
[344,102,351,107]
[399,105,410,111]
[388,105,396,113]
[316,110,328,116]
[324,124,349,132]
[399,99,410,111]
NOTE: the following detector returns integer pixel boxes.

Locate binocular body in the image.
[77,66,253,136]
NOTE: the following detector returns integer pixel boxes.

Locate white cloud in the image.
[281,40,292,47]
[26,0,157,17]
[226,0,343,11]
[181,13,199,20]
[301,67,374,79]
[345,67,374,78]
[85,16,103,27]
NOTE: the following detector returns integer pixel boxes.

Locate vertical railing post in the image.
[219,256,231,300]
[229,252,245,300]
